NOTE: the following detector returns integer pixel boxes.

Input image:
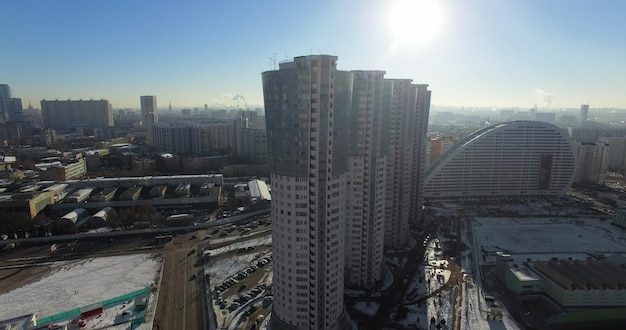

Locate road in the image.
[153,232,205,330]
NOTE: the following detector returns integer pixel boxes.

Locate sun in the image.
[388,0,444,46]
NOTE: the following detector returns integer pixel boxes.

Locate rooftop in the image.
[534,259,626,290]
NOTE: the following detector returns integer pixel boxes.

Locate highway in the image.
[0,208,270,248]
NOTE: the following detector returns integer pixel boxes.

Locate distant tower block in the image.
[580,104,589,126]
[140,96,158,145]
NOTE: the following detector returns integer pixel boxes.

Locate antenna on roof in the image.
[270,53,277,70]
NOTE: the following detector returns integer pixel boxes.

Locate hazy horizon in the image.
[3,0,626,110]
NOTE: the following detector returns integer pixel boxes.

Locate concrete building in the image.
[152,122,234,156]
[190,122,234,155]
[0,84,24,144]
[263,55,351,330]
[40,99,114,130]
[344,70,387,289]
[0,191,56,220]
[429,136,458,166]
[0,84,10,100]
[140,96,158,145]
[424,121,577,199]
[495,253,626,307]
[580,104,589,126]
[37,158,87,181]
[534,259,626,307]
[234,112,268,164]
[383,80,431,249]
[0,97,24,123]
[599,136,626,172]
[234,127,268,164]
[152,123,192,154]
[575,142,609,184]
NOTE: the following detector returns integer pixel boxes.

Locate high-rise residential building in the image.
[152,122,234,155]
[152,123,192,154]
[0,84,10,100]
[575,141,609,184]
[345,70,387,289]
[580,104,590,126]
[599,136,626,172]
[234,127,268,164]
[40,99,114,130]
[383,80,431,249]
[140,96,158,145]
[424,121,578,199]
[190,122,234,155]
[263,55,351,330]
[0,84,25,144]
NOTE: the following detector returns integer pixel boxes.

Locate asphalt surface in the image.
[153,232,205,330]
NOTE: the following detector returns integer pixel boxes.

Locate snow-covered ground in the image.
[473,217,626,259]
[0,254,162,324]
[352,301,379,317]
[204,236,273,330]
[394,239,454,329]
[205,252,270,285]
[204,236,272,259]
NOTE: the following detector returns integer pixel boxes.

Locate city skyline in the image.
[2,0,626,109]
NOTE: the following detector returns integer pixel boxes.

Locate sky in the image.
[2,0,625,110]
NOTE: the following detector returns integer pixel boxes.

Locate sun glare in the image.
[388,0,444,46]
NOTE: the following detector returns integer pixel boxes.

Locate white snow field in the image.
[0,254,162,323]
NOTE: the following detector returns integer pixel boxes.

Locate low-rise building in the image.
[38,158,87,181]
[496,253,626,307]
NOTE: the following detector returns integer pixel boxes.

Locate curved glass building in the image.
[424,121,577,199]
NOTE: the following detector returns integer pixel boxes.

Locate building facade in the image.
[38,158,87,181]
[235,127,268,164]
[383,80,431,249]
[0,84,10,100]
[41,99,114,130]
[152,122,234,156]
[190,122,234,155]
[575,141,609,184]
[140,96,158,145]
[152,123,192,154]
[429,136,458,166]
[345,70,387,288]
[424,121,577,199]
[0,84,24,144]
[599,136,626,172]
[580,104,590,126]
[263,55,350,330]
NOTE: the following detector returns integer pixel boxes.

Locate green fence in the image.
[37,287,150,326]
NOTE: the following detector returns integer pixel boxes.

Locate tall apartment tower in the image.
[383,80,431,249]
[575,141,609,184]
[345,70,387,289]
[140,96,158,145]
[0,84,23,123]
[599,136,626,172]
[263,55,351,330]
[0,84,10,100]
[580,104,589,126]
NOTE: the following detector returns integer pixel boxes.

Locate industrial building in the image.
[0,174,223,221]
[495,252,626,307]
